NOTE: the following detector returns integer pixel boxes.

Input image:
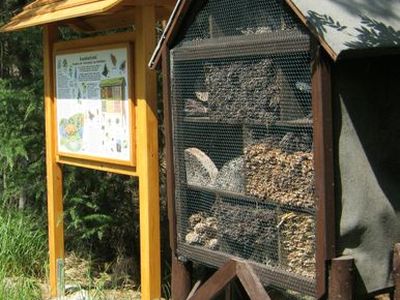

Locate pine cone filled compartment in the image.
[184,211,220,250]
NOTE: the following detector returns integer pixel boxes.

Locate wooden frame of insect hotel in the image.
[150,0,400,299]
[1,1,176,299]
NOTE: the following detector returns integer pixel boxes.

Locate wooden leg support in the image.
[188,260,270,300]
[171,256,192,300]
[393,244,400,300]
[328,256,354,300]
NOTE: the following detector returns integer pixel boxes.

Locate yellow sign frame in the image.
[43,16,160,299]
[52,33,138,176]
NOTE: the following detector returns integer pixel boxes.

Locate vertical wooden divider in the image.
[393,243,400,300]
[312,44,335,299]
[134,6,162,300]
[43,23,64,298]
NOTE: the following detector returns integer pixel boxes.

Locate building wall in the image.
[334,55,400,295]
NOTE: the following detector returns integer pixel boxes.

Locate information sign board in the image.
[55,44,135,166]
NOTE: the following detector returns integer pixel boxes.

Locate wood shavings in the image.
[245,143,315,208]
[279,212,315,277]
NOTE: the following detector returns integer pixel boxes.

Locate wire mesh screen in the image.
[170,0,316,295]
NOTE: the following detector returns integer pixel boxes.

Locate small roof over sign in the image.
[287,0,400,59]
[1,0,176,32]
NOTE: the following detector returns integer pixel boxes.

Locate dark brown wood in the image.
[187,280,202,299]
[224,282,233,300]
[163,46,193,300]
[173,30,309,61]
[162,46,177,253]
[189,260,237,300]
[236,262,271,300]
[187,183,315,215]
[171,256,192,300]
[311,43,336,299]
[179,243,315,296]
[183,116,313,128]
[393,244,400,300]
[328,256,354,300]
[150,0,192,69]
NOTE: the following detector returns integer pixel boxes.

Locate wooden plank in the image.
[189,260,237,300]
[54,31,135,51]
[183,116,313,127]
[13,0,113,21]
[186,184,315,215]
[65,17,96,31]
[1,0,124,32]
[311,43,335,299]
[178,243,316,296]
[134,6,161,300]
[161,46,178,253]
[284,0,338,61]
[171,257,192,300]
[25,0,175,10]
[75,9,136,32]
[25,0,101,10]
[121,0,176,8]
[162,45,194,300]
[43,24,64,298]
[393,244,400,300]
[236,262,271,300]
[149,0,193,69]
[328,256,354,300]
[56,156,137,177]
[172,30,310,61]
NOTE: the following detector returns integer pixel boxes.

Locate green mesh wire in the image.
[169,0,316,296]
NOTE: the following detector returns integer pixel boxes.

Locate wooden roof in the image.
[1,0,176,32]
[149,0,400,68]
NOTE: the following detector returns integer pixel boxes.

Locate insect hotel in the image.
[100,77,126,112]
[150,0,400,299]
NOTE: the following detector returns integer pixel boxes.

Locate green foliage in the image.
[0,79,45,209]
[0,208,46,300]
[0,0,43,81]
[63,167,140,261]
[0,271,42,300]
[0,208,47,278]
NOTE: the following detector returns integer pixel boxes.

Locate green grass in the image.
[0,269,42,300]
[0,208,47,300]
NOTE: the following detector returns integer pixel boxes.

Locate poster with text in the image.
[55,47,131,162]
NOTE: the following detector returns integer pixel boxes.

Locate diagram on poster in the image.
[55,47,132,162]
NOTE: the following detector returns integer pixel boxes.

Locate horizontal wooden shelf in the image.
[187,183,315,215]
[178,243,316,297]
[183,116,313,128]
[172,30,310,61]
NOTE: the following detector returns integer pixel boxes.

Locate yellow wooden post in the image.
[134,6,161,300]
[43,24,65,297]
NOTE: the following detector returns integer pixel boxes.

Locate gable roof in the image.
[288,0,400,60]
[1,0,176,32]
[149,0,400,68]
